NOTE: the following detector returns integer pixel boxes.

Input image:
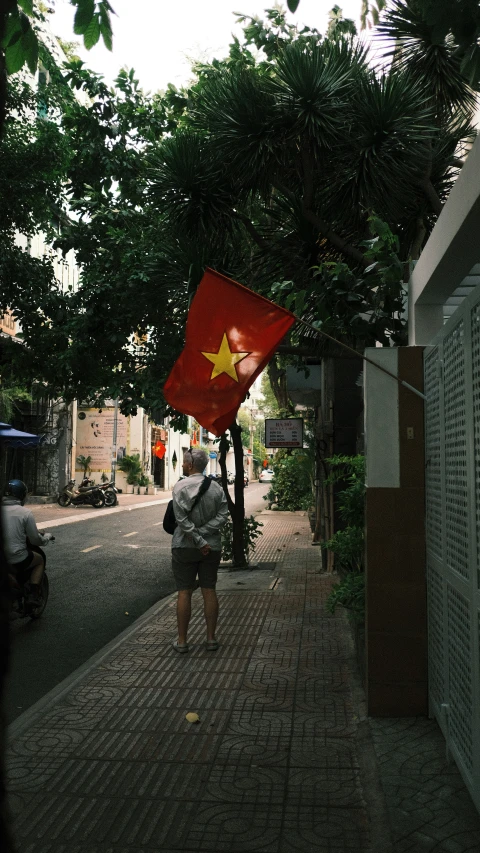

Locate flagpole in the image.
[292,314,427,402]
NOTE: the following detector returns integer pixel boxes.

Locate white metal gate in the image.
[424,289,480,813]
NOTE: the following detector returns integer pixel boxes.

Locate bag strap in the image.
[190,476,212,511]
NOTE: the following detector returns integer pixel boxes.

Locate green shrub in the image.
[323,526,364,572]
[222,514,263,562]
[264,449,313,511]
[117,453,142,485]
[325,455,365,528]
[325,570,365,622]
[323,455,365,620]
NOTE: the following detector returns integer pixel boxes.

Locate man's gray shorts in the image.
[172,547,221,591]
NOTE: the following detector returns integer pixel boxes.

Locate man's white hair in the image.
[185,447,208,472]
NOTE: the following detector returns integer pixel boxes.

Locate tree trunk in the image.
[267,358,293,414]
[230,421,247,567]
[0,511,15,853]
[218,432,234,515]
[218,425,248,567]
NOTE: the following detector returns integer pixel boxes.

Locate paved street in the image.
[5,484,268,723]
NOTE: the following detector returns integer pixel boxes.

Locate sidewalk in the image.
[6,513,480,852]
[27,491,172,526]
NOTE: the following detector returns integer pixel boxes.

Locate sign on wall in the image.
[76,408,128,471]
[265,418,303,448]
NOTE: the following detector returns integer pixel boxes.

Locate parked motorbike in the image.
[57,479,105,508]
[9,539,53,620]
[97,481,118,507]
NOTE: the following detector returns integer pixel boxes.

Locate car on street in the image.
[259,468,274,483]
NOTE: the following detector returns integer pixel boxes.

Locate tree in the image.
[75,454,91,476]
[378,0,480,89]
[0,1,115,139]
[360,1,386,29]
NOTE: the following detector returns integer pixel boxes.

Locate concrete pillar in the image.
[408,298,444,347]
[364,347,427,716]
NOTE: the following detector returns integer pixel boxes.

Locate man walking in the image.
[171,448,229,653]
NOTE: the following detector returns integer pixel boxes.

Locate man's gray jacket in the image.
[172,474,229,551]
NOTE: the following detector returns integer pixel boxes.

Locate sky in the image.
[49,0,365,92]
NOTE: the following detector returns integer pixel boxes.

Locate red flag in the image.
[164,268,295,436]
[153,441,166,459]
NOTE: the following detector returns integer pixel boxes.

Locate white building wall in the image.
[364,348,400,489]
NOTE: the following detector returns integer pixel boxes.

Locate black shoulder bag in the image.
[163,476,212,535]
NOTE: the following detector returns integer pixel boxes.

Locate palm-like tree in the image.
[149,13,475,275]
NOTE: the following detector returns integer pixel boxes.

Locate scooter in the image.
[9,539,53,620]
[57,479,105,508]
[97,481,118,507]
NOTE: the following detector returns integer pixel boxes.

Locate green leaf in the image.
[83,13,101,49]
[73,0,95,35]
[17,0,34,13]
[2,15,21,50]
[287,0,300,12]
[5,29,27,73]
[22,25,38,75]
[99,2,113,51]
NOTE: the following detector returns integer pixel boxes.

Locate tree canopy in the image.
[0,3,478,420]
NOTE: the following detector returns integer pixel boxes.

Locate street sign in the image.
[265,418,303,448]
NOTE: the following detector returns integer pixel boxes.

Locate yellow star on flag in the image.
[201,333,250,382]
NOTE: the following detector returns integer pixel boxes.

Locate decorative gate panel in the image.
[425,292,480,813]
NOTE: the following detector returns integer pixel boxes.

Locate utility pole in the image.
[111,398,118,485]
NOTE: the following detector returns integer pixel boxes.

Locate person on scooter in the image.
[1,479,53,610]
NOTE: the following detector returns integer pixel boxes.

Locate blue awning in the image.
[0,422,44,448]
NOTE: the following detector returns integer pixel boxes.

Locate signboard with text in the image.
[76,408,128,471]
[265,418,303,448]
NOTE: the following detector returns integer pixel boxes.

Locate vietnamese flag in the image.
[164,268,295,436]
[153,441,166,459]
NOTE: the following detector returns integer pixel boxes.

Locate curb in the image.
[35,498,171,529]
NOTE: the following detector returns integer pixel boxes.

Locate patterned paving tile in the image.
[227,710,292,737]
[184,802,282,851]
[88,669,245,691]
[241,667,297,692]
[19,846,159,853]
[233,688,295,713]
[9,729,87,759]
[73,730,222,763]
[280,805,369,852]
[67,686,238,712]
[291,711,356,739]
[9,756,211,799]
[370,717,480,852]
[249,647,297,668]
[14,794,198,847]
[289,736,360,770]
[203,764,286,806]
[215,734,291,766]
[286,767,366,808]
[94,705,232,735]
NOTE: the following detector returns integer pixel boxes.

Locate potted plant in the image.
[116,454,142,494]
[76,455,92,480]
[138,474,149,495]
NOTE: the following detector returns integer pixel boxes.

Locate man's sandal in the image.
[172,641,189,653]
[206,640,219,651]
